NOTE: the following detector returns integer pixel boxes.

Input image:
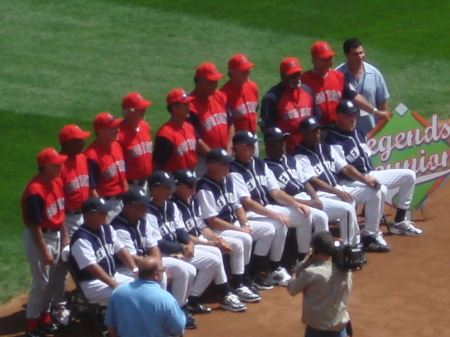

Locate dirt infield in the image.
[1,179,449,337]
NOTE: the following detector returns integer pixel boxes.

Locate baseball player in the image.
[22,148,69,337]
[220,54,259,154]
[230,131,326,285]
[301,41,389,129]
[259,57,316,154]
[153,89,198,172]
[69,197,136,305]
[263,127,360,246]
[189,62,234,175]
[336,38,391,134]
[59,124,91,237]
[117,93,153,193]
[325,100,422,235]
[146,171,247,318]
[292,116,390,252]
[84,112,128,220]
[172,168,261,304]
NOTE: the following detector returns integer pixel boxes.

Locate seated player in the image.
[325,100,422,236]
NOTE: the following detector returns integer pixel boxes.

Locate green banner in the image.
[368,103,450,209]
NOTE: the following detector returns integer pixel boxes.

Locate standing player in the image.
[230,131,325,283]
[59,124,91,237]
[153,89,198,172]
[189,62,234,175]
[22,148,69,337]
[117,93,153,192]
[259,57,316,154]
[146,171,247,317]
[263,127,360,246]
[325,100,422,235]
[336,39,390,134]
[301,41,389,130]
[292,116,390,252]
[172,168,261,303]
[85,112,128,219]
[220,54,259,154]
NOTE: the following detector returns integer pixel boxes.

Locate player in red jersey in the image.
[85,112,128,220]
[117,93,153,193]
[59,124,91,237]
[153,89,198,172]
[220,54,260,155]
[260,57,316,154]
[22,148,69,337]
[301,41,389,128]
[189,62,234,175]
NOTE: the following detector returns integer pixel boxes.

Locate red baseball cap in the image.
[37,148,67,167]
[93,112,122,132]
[228,54,255,71]
[58,124,91,143]
[122,92,152,111]
[195,62,224,81]
[280,57,303,75]
[311,41,336,59]
[166,89,195,105]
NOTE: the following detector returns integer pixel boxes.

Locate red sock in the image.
[26,318,40,332]
[39,312,52,325]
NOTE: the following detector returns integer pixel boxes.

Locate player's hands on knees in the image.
[42,249,55,266]
[364,176,381,190]
[271,213,290,227]
[240,225,253,235]
[217,238,232,254]
[295,203,311,217]
[336,191,354,203]
[182,242,195,259]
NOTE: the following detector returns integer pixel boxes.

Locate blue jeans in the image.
[305,325,347,337]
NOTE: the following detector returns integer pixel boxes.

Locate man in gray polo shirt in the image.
[336,38,390,135]
[288,231,352,337]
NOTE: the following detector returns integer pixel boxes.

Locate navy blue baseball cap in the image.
[206,148,232,164]
[82,197,112,214]
[232,130,259,146]
[299,116,322,132]
[264,127,290,142]
[148,171,176,189]
[336,100,358,115]
[122,189,151,206]
[173,169,198,187]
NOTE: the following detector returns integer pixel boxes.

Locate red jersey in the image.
[153,120,197,172]
[220,80,258,133]
[189,90,231,149]
[60,154,90,211]
[301,69,356,126]
[22,175,65,229]
[84,140,127,197]
[117,120,152,180]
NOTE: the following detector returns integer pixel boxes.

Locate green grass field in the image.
[1,0,449,303]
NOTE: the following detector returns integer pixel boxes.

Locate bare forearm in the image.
[117,248,137,271]
[205,217,238,231]
[85,264,118,288]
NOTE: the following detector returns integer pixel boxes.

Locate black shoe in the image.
[25,328,46,337]
[187,300,212,314]
[40,322,64,334]
[361,235,390,253]
[252,275,274,290]
[181,306,197,329]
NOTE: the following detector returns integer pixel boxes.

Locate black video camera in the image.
[332,240,365,271]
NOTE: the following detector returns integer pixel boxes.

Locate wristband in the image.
[133,267,138,273]
[371,107,378,115]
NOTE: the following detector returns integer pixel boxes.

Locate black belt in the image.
[42,228,61,233]
[104,194,123,201]
[127,179,147,186]
[65,210,82,215]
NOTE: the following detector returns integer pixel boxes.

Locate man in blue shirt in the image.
[105,256,186,337]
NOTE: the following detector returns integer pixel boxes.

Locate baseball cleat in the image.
[52,305,73,326]
[25,328,46,337]
[266,267,291,286]
[234,286,261,303]
[361,234,390,253]
[252,275,274,290]
[388,220,422,236]
[181,305,197,329]
[187,301,212,314]
[219,293,247,312]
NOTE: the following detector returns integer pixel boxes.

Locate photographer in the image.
[287,231,352,337]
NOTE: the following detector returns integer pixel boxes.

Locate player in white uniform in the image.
[146,171,247,320]
[172,169,261,305]
[229,131,326,286]
[195,148,276,291]
[292,116,390,253]
[263,127,360,247]
[325,100,422,235]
